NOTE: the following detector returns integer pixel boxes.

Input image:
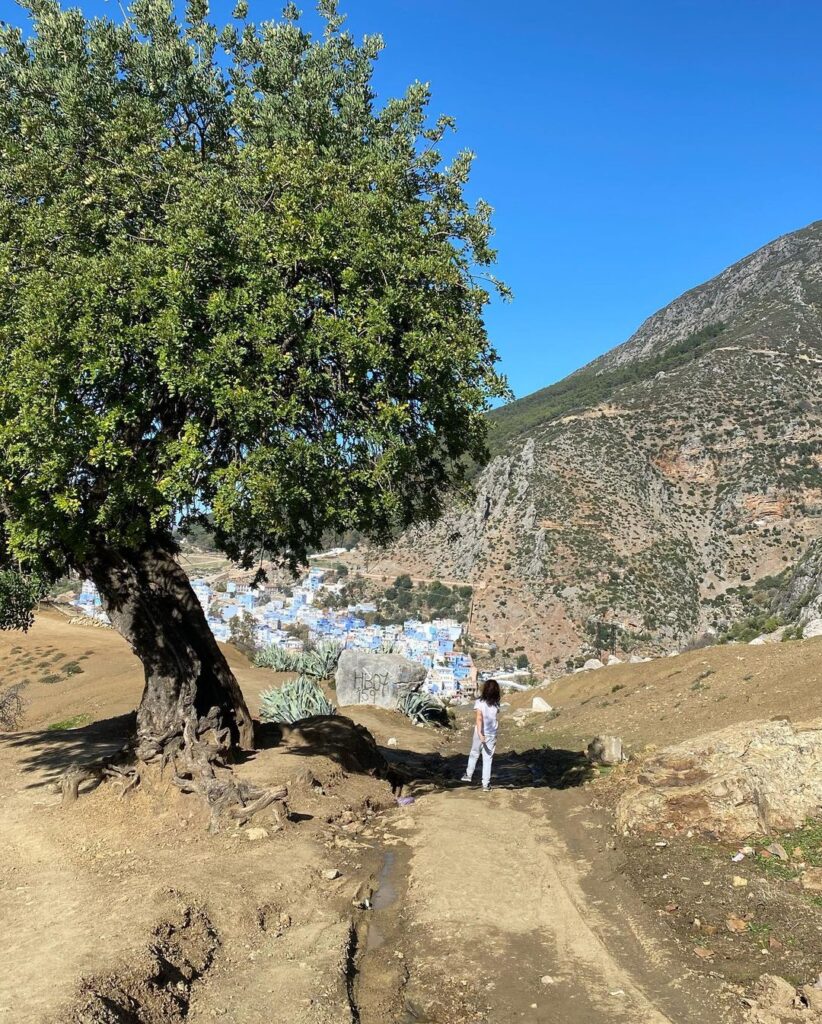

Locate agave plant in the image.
[299,641,342,679]
[397,690,445,726]
[255,644,303,673]
[259,675,337,724]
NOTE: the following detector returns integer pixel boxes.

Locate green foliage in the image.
[397,690,445,725]
[0,570,48,631]
[259,675,336,724]
[719,613,782,644]
[0,0,508,619]
[255,640,341,678]
[47,713,91,731]
[256,644,304,673]
[228,611,257,651]
[377,576,471,624]
[486,323,727,455]
[301,641,343,679]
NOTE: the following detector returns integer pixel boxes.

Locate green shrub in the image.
[259,676,336,724]
[397,691,446,726]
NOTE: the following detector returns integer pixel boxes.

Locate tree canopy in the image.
[0,0,508,625]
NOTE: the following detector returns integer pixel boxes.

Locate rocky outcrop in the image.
[335,650,425,710]
[615,719,822,840]
[773,538,822,633]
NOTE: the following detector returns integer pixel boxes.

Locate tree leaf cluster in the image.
[0,0,508,623]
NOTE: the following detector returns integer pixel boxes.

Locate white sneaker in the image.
[482,784,491,792]
[460,774,472,782]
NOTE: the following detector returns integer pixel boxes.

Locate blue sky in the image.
[3,0,821,398]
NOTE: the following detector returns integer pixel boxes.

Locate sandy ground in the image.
[1,612,820,1023]
[507,636,822,752]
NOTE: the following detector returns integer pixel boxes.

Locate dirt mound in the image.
[69,898,218,1023]
[743,974,822,1023]
[615,718,822,840]
[274,714,390,777]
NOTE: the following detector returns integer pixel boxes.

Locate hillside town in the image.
[70,567,479,698]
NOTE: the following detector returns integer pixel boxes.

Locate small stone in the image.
[387,737,398,747]
[245,827,268,841]
[322,868,341,880]
[531,697,552,713]
[765,843,789,862]
[801,867,822,892]
[693,946,715,960]
[587,735,625,765]
[732,876,748,887]
[540,976,555,986]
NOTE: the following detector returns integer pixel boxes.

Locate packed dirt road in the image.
[1,613,820,1023]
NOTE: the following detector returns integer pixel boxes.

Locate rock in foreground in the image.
[335,650,426,709]
[616,719,822,840]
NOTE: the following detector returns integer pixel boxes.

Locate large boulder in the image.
[616,719,822,840]
[335,650,426,710]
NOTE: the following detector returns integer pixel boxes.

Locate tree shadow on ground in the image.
[0,712,135,789]
[2,712,593,797]
[383,741,594,792]
[256,715,593,794]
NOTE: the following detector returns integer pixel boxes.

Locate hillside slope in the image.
[373,221,822,667]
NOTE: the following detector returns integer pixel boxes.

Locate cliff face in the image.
[373,221,822,669]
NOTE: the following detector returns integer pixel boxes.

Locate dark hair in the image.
[479,678,501,707]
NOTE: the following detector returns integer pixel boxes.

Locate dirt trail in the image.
[390,781,735,1024]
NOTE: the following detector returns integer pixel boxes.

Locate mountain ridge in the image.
[371,219,822,668]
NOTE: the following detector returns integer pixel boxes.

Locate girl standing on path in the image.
[462,678,501,791]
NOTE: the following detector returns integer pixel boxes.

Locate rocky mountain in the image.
[371,220,822,670]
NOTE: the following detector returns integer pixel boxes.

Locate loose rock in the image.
[587,735,626,765]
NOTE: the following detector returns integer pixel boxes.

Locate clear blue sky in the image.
[3,0,821,398]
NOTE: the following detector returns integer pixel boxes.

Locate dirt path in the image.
[364,704,747,1024]
[390,784,737,1024]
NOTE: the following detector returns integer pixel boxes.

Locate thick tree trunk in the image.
[84,540,255,761]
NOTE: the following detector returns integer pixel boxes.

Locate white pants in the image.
[466,728,495,787]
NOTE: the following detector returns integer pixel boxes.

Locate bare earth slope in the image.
[373,221,822,667]
[2,613,820,1023]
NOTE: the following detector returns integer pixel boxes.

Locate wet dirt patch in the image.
[353,842,410,1024]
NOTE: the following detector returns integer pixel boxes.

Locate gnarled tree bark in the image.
[84,538,255,762]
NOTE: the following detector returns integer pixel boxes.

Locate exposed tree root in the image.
[58,711,288,831]
[59,746,136,803]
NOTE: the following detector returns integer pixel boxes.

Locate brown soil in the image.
[506,635,822,752]
[614,828,822,991]
[1,611,820,1024]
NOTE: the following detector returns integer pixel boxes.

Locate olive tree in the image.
[0,0,507,765]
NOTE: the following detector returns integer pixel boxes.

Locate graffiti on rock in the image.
[352,669,392,704]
